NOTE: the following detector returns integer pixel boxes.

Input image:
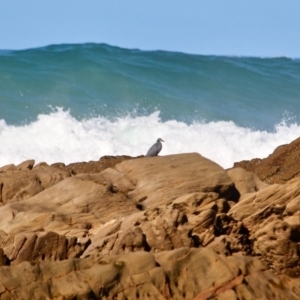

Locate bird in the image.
[146,138,164,157]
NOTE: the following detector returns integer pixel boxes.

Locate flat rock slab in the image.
[52,155,137,175]
[0,172,138,235]
[115,153,237,209]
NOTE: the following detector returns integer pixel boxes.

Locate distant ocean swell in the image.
[0,43,300,168]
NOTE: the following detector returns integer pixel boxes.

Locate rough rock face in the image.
[234,137,300,184]
[0,149,299,299]
[0,155,134,206]
[0,161,70,205]
[0,248,297,300]
[228,177,300,275]
[0,153,238,263]
[52,155,136,175]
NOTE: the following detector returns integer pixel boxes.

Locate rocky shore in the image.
[1,139,300,299]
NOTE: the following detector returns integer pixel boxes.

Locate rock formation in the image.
[0,144,299,299]
[234,137,300,184]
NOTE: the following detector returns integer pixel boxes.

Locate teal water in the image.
[0,43,300,168]
[1,43,299,129]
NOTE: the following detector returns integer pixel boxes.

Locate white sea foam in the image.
[0,108,300,169]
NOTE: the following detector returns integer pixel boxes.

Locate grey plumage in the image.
[146,138,164,157]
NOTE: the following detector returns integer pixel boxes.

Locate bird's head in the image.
[157,138,164,143]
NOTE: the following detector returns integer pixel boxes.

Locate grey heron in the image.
[146,138,164,157]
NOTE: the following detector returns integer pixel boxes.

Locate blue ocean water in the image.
[0,43,300,168]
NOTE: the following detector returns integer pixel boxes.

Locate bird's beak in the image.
[162,139,165,142]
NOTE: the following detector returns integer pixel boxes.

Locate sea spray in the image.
[1,108,300,169]
[1,43,300,168]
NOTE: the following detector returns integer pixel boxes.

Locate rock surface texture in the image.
[0,146,299,299]
[234,137,300,184]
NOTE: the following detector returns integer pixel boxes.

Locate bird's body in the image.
[146,138,164,157]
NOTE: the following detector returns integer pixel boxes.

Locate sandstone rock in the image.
[234,137,300,184]
[227,167,268,196]
[0,171,43,205]
[0,164,17,173]
[0,172,138,234]
[52,155,136,175]
[16,159,35,171]
[85,189,235,257]
[227,176,300,274]
[0,154,237,254]
[253,219,300,274]
[229,178,300,222]
[0,155,136,206]
[283,196,300,216]
[0,147,300,298]
[82,199,193,257]
[0,249,8,266]
[82,190,247,259]
[0,248,297,300]
[0,163,71,205]
[0,230,91,265]
[114,153,238,209]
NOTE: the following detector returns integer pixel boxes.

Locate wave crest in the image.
[1,109,300,169]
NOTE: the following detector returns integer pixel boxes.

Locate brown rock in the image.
[83,190,243,258]
[0,172,137,235]
[227,176,300,274]
[229,178,300,222]
[0,249,8,266]
[0,155,136,206]
[1,145,300,298]
[0,248,297,300]
[0,164,17,173]
[52,155,136,175]
[0,153,236,260]
[234,137,300,184]
[253,219,300,274]
[2,230,90,265]
[0,163,71,205]
[16,159,35,171]
[115,153,238,209]
[227,167,269,196]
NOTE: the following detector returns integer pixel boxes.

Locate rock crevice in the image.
[0,145,299,298]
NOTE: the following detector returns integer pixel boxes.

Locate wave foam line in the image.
[0,108,300,169]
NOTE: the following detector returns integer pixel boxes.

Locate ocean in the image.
[0,43,300,169]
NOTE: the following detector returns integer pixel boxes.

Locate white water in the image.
[0,108,299,169]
